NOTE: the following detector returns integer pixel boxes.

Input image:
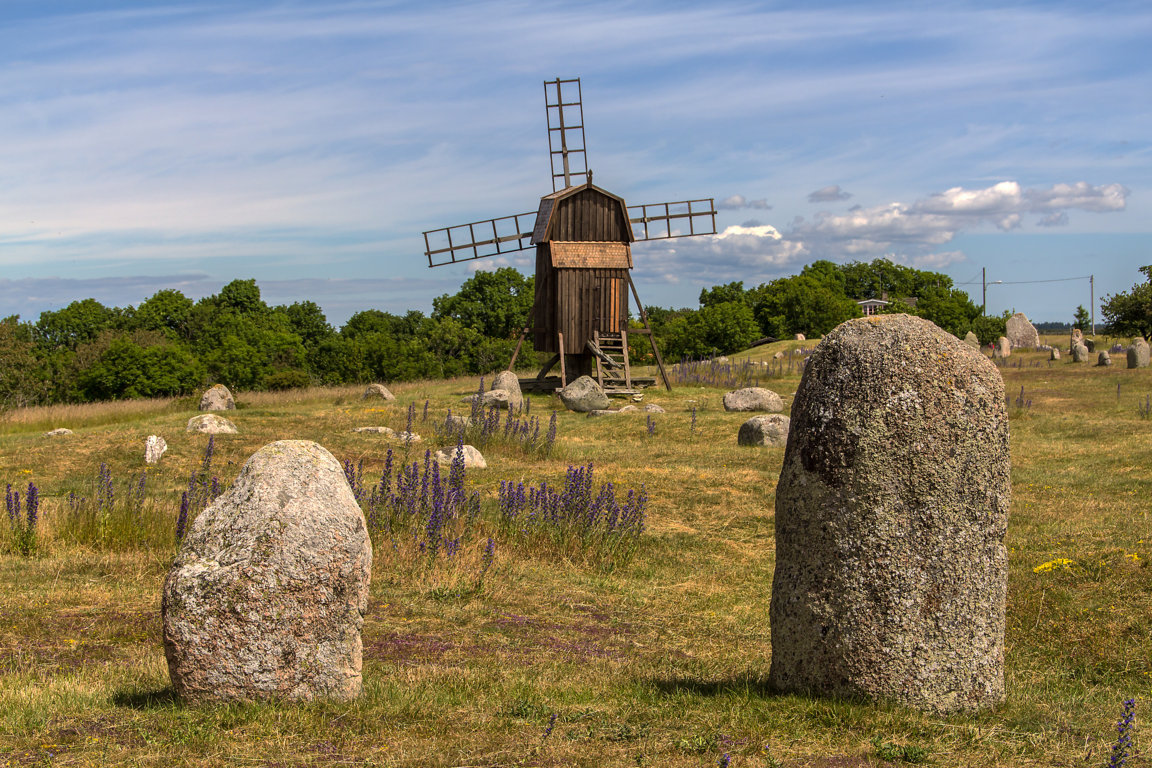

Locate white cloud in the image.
[1036,211,1069,227]
[718,194,772,210]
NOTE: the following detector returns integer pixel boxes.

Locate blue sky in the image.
[1,1,1149,327]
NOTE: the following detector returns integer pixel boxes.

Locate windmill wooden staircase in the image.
[588,330,643,394]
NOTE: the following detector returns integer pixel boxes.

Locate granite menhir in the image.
[769,314,1010,714]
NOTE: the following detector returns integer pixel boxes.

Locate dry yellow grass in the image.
[2,341,1151,766]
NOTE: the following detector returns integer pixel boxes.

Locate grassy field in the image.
[2,335,1151,767]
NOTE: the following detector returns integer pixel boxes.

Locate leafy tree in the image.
[696,301,760,354]
[1073,304,1091,333]
[699,281,748,308]
[33,299,118,351]
[970,313,1008,346]
[135,289,194,340]
[78,336,203,400]
[752,274,861,338]
[432,267,534,339]
[1102,266,1152,340]
[0,318,47,410]
[281,301,333,349]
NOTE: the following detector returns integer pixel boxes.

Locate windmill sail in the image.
[628,198,718,241]
[423,211,535,267]
[545,77,589,191]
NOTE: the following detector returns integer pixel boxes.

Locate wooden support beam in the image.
[625,274,671,391]
[620,328,632,389]
[557,332,567,388]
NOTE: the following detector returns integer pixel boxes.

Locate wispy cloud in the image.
[808,185,852,203]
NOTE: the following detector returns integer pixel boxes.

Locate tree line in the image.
[6,256,1113,409]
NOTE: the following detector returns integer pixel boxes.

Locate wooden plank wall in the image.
[552,268,628,351]
[550,189,629,242]
[533,245,557,352]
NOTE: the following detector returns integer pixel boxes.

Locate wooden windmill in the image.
[423,77,717,392]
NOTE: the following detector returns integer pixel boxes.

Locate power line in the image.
[955,275,1091,286]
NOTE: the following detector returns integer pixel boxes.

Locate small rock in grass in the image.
[44,428,73,437]
[199,384,235,411]
[186,414,238,434]
[643,404,665,413]
[352,426,395,436]
[558,376,609,413]
[737,414,790,447]
[963,331,980,348]
[363,383,395,400]
[145,435,168,464]
[1098,351,1112,367]
[397,431,421,443]
[1050,348,1061,361]
[433,444,486,469]
[723,387,783,412]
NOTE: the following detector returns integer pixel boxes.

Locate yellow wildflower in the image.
[1033,558,1075,574]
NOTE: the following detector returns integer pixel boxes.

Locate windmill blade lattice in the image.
[423,211,535,267]
[628,199,718,241]
[545,77,589,191]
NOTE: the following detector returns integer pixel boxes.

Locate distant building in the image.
[856,292,916,316]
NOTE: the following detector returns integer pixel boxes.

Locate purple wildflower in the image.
[25,482,38,529]
[1110,698,1136,768]
[176,491,189,542]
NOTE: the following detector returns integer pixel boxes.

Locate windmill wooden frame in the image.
[423,77,717,393]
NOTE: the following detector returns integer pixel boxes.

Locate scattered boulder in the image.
[199,384,235,411]
[773,351,785,360]
[397,431,421,443]
[490,370,524,411]
[716,356,729,364]
[186,414,238,434]
[993,336,1011,359]
[722,387,784,412]
[1050,348,1061,361]
[737,414,790,447]
[1085,338,1096,353]
[162,440,372,703]
[44,428,73,437]
[434,444,486,469]
[630,394,644,402]
[1072,343,1090,362]
[794,333,806,341]
[1128,339,1150,369]
[352,426,395,436]
[145,435,168,465]
[963,331,980,348]
[558,376,610,413]
[769,314,1010,714]
[363,383,395,401]
[1098,351,1113,367]
[1070,328,1084,351]
[1005,312,1040,349]
[643,404,665,413]
[472,389,517,410]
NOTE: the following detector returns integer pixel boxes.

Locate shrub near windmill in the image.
[423,77,717,394]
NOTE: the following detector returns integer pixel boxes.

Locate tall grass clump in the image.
[669,353,807,388]
[497,463,646,571]
[434,389,558,457]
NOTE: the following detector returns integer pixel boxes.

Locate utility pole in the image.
[1090,275,1095,335]
[982,267,986,315]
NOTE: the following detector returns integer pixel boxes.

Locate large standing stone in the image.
[1085,338,1096,353]
[144,435,168,464]
[993,336,1011,359]
[963,331,980,349]
[363,383,395,401]
[1050,348,1061,361]
[199,384,235,411]
[723,387,784,412]
[1098,351,1112,367]
[1070,328,1084,352]
[558,376,610,413]
[162,440,371,703]
[1127,338,1150,369]
[490,370,524,411]
[186,414,238,434]
[1004,313,1039,349]
[737,414,790,446]
[769,314,1010,714]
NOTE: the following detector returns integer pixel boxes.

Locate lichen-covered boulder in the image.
[737,414,790,447]
[491,370,524,411]
[363,383,395,401]
[1098,351,1113,367]
[722,387,784,412]
[186,414,238,434]
[1070,328,1084,351]
[1005,312,1039,349]
[162,440,371,703]
[352,426,394,435]
[44,428,72,437]
[1050,348,1061,361]
[993,336,1011,359]
[199,384,235,411]
[963,331,980,349]
[558,376,609,413]
[145,435,167,464]
[1127,339,1150,369]
[1072,343,1090,362]
[769,314,1010,714]
[433,443,486,469]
